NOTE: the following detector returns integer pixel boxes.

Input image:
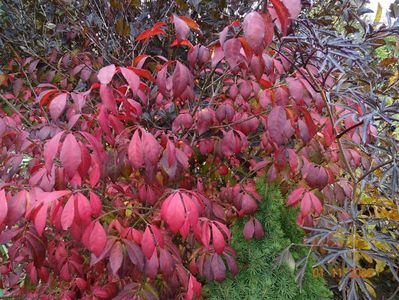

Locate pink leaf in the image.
[61,195,75,230]
[77,193,92,224]
[120,67,140,95]
[223,38,242,72]
[5,190,26,225]
[283,0,302,19]
[161,193,185,233]
[142,130,161,164]
[97,64,116,84]
[145,251,159,279]
[128,130,144,168]
[211,224,225,254]
[309,192,323,215]
[286,187,305,206]
[243,12,267,54]
[89,221,107,257]
[44,131,64,173]
[100,84,117,114]
[0,190,8,226]
[49,93,68,120]
[60,133,82,178]
[89,192,102,216]
[173,15,190,41]
[243,218,255,240]
[159,248,174,276]
[186,275,202,300]
[267,106,294,145]
[270,0,291,35]
[211,254,226,282]
[34,203,48,236]
[300,192,312,216]
[141,226,155,259]
[109,241,123,275]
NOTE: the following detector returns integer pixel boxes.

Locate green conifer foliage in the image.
[204,179,332,299]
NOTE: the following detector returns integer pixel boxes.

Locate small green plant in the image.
[203,180,332,300]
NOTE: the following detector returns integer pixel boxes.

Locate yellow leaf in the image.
[110,0,123,10]
[125,204,133,217]
[374,3,383,24]
[358,268,376,278]
[361,253,373,264]
[389,69,399,86]
[375,259,386,273]
[116,18,130,37]
[364,279,377,298]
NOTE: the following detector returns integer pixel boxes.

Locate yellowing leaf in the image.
[358,268,376,278]
[364,279,377,298]
[374,3,383,24]
[116,18,130,37]
[375,259,386,273]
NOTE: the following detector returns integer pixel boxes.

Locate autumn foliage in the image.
[0,0,398,299]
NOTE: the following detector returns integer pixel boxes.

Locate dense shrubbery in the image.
[0,0,398,299]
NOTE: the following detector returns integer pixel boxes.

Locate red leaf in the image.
[211,224,225,254]
[243,12,267,54]
[44,131,64,173]
[299,108,317,139]
[6,190,26,225]
[309,192,323,215]
[89,221,107,257]
[129,67,155,82]
[243,218,255,240]
[38,89,58,106]
[0,190,8,226]
[172,61,190,98]
[159,248,174,276]
[145,251,159,279]
[267,106,294,145]
[135,28,166,42]
[173,15,190,41]
[201,220,210,247]
[97,64,116,85]
[60,133,82,178]
[211,254,226,282]
[109,241,123,275]
[186,275,202,300]
[286,77,304,102]
[142,130,162,166]
[239,193,258,216]
[128,130,144,168]
[253,218,265,240]
[287,149,298,175]
[89,192,102,216]
[179,16,200,31]
[270,0,291,35]
[161,193,185,233]
[100,84,117,114]
[223,38,242,73]
[120,67,140,95]
[61,195,75,230]
[141,226,155,259]
[34,203,48,236]
[125,240,145,271]
[300,192,312,216]
[49,93,68,120]
[287,187,305,206]
[77,193,92,224]
[283,0,302,19]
